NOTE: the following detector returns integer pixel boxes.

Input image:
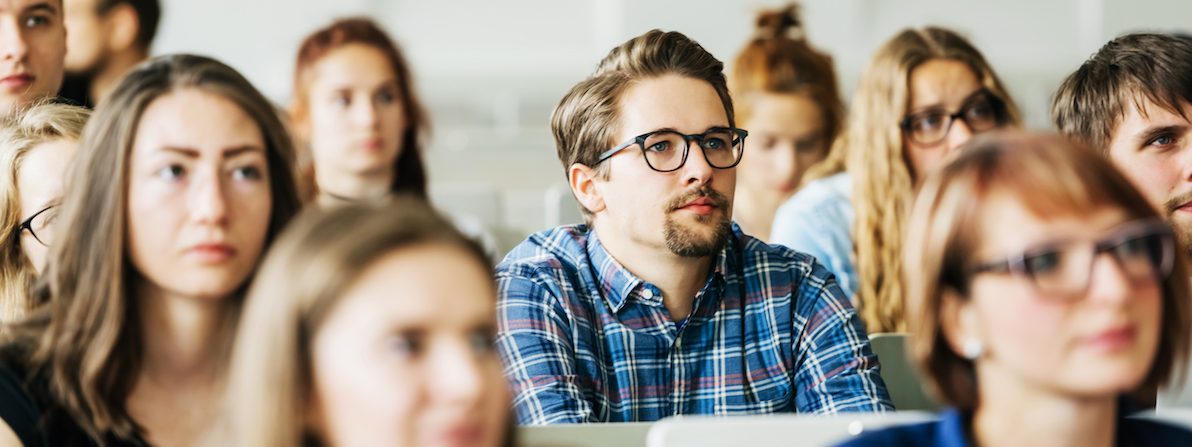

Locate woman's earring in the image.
[962,339,984,360]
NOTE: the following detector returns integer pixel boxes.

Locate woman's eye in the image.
[155,165,185,181]
[333,94,351,108]
[1024,250,1064,276]
[375,89,397,104]
[914,114,945,132]
[231,165,264,181]
[389,334,422,358]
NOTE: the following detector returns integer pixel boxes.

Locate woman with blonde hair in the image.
[0,102,90,321]
[222,197,510,447]
[0,54,301,446]
[772,27,1019,332]
[729,3,843,242]
[839,131,1192,446]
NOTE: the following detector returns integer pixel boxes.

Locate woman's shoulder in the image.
[833,420,940,447]
[784,172,853,213]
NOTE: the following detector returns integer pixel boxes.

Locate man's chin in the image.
[1167,213,1192,260]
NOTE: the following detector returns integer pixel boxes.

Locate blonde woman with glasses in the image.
[838,132,1192,446]
[0,102,90,321]
[772,27,1020,333]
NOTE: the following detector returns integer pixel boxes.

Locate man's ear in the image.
[569,163,606,216]
[939,287,981,357]
[104,4,140,53]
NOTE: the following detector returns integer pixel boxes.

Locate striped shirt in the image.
[495,223,892,424]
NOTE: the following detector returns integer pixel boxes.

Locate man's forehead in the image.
[1113,95,1192,137]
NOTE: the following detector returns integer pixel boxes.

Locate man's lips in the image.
[677,197,720,215]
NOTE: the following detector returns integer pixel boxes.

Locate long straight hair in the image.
[845,27,1019,333]
[7,54,301,443]
[222,197,492,446]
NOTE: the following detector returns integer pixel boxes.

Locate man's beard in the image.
[662,186,732,258]
[1163,191,1192,259]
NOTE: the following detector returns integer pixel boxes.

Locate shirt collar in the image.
[584,225,737,314]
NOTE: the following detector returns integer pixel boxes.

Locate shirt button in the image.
[641,289,654,299]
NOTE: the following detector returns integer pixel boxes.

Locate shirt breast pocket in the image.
[714,342,795,414]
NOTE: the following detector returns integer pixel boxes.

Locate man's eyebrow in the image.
[24,2,60,16]
[1134,124,1188,146]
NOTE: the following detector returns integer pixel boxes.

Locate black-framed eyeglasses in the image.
[970,218,1175,299]
[900,91,1008,145]
[15,204,57,247]
[595,127,748,173]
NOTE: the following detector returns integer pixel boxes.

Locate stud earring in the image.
[962,339,984,360]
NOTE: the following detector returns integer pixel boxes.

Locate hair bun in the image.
[755,3,805,41]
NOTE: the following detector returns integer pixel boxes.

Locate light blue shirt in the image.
[771,172,857,298]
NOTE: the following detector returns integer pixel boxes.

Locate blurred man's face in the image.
[0,0,66,114]
[63,0,104,73]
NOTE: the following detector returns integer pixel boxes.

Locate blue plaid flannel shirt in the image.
[495,223,892,424]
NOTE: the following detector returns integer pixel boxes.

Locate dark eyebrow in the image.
[24,2,59,16]
[1134,124,1188,147]
[222,145,265,158]
[159,145,264,158]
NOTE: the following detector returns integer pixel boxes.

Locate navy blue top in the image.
[835,408,1192,447]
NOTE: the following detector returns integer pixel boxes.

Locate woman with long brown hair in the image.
[729,3,843,242]
[0,54,301,446]
[772,27,1019,332]
[291,17,429,205]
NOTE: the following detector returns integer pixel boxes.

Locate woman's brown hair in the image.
[904,131,1191,409]
[845,27,1020,333]
[291,17,429,199]
[5,54,302,443]
[730,3,843,167]
[222,196,491,446]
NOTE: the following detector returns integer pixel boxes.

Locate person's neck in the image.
[593,221,714,322]
[315,169,393,206]
[134,281,232,385]
[731,187,785,243]
[90,48,149,104]
[972,369,1117,447]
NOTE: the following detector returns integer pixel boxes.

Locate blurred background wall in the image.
[151,0,1192,251]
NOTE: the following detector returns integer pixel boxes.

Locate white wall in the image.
[150,0,1192,248]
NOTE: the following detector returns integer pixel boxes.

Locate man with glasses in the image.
[495,29,891,425]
